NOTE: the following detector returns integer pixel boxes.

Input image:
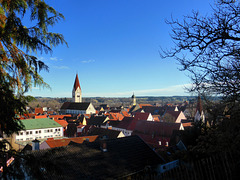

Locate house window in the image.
[35,131,38,134]
[26,138,29,141]
[26,132,29,135]
[50,129,53,132]
[30,131,32,134]
[39,130,41,134]
[20,132,23,136]
[55,129,58,132]
[58,128,60,131]
[47,130,50,133]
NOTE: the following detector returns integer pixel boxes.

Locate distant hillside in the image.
[28,96,204,111]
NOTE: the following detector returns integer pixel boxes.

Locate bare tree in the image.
[161,1,240,103]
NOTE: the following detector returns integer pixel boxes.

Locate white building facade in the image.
[15,118,63,142]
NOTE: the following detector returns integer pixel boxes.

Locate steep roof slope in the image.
[60,102,91,110]
[117,117,138,130]
[86,127,122,139]
[29,136,164,179]
[73,74,81,90]
[133,120,182,137]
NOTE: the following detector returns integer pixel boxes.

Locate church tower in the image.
[194,94,205,123]
[72,74,82,103]
[132,93,136,106]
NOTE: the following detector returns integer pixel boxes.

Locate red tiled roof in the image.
[73,74,81,90]
[134,112,150,120]
[152,115,160,122]
[49,114,71,120]
[109,113,124,121]
[54,119,68,127]
[35,107,44,114]
[135,133,170,147]
[164,111,181,119]
[133,120,182,137]
[121,111,130,117]
[45,136,98,148]
[182,122,192,127]
[117,117,138,130]
[139,104,152,108]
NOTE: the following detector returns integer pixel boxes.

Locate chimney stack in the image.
[32,139,40,150]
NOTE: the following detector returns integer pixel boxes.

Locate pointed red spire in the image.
[196,95,203,113]
[73,74,81,90]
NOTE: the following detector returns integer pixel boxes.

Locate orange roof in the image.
[84,114,91,118]
[152,115,160,122]
[109,113,124,121]
[54,119,68,127]
[45,136,98,148]
[139,104,152,108]
[49,114,71,120]
[35,107,44,114]
[35,115,48,119]
[122,111,130,117]
[182,122,192,127]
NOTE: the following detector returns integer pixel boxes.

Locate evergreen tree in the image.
[0,0,66,135]
[0,1,66,177]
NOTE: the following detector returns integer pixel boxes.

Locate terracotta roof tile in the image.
[54,119,68,127]
[139,104,152,108]
[117,117,138,130]
[133,120,182,137]
[134,112,150,120]
[45,136,98,148]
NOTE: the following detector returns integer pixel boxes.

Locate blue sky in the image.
[26,0,215,98]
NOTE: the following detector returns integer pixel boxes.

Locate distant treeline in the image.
[28,96,221,111]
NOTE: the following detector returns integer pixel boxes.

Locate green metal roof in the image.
[21,118,62,130]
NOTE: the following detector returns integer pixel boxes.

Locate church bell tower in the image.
[72,74,82,103]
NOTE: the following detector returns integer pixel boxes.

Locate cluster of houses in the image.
[1,74,205,178]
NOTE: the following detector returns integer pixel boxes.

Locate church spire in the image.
[73,74,81,91]
[194,94,205,123]
[132,93,136,106]
[72,74,82,103]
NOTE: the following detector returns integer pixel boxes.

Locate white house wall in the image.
[175,111,187,123]
[86,103,96,114]
[15,127,63,142]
